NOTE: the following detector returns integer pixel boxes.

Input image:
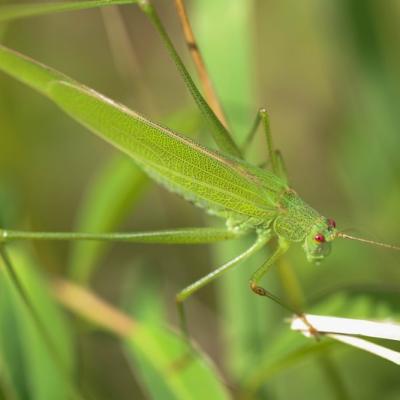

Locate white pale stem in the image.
[327,334,400,365]
[291,314,400,366]
[291,314,400,341]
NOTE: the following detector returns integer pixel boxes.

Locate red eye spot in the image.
[327,218,336,229]
[314,234,325,243]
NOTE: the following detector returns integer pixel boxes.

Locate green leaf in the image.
[0,246,76,400]
[121,267,174,398]
[54,278,231,400]
[119,263,230,400]
[125,324,231,400]
[0,0,138,22]
[193,0,255,140]
[120,261,166,325]
[68,155,148,284]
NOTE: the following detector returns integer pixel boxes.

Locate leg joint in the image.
[250,281,267,296]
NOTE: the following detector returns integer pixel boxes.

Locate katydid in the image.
[0,5,399,340]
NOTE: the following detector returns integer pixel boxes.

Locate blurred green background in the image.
[0,0,399,399]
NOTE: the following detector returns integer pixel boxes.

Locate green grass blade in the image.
[193,0,255,140]
[125,324,231,400]
[0,0,137,22]
[122,270,231,400]
[0,246,76,400]
[56,279,231,400]
[68,155,148,284]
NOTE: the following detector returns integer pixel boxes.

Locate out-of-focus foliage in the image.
[0,246,75,400]
[0,0,399,399]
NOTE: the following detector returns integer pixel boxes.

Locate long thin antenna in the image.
[337,232,400,251]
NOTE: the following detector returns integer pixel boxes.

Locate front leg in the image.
[249,237,289,304]
[249,238,318,336]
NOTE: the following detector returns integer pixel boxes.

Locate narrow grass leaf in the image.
[122,268,176,399]
[192,0,255,139]
[0,0,138,22]
[120,265,230,400]
[125,324,231,400]
[120,262,165,326]
[54,279,231,400]
[0,246,75,400]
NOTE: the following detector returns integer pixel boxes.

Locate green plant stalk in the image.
[0,246,87,400]
[0,0,138,22]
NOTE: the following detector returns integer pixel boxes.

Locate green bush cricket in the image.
[0,0,399,343]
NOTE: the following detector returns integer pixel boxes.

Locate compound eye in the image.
[327,218,336,229]
[314,233,325,243]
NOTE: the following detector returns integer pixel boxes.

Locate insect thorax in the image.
[273,190,321,242]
